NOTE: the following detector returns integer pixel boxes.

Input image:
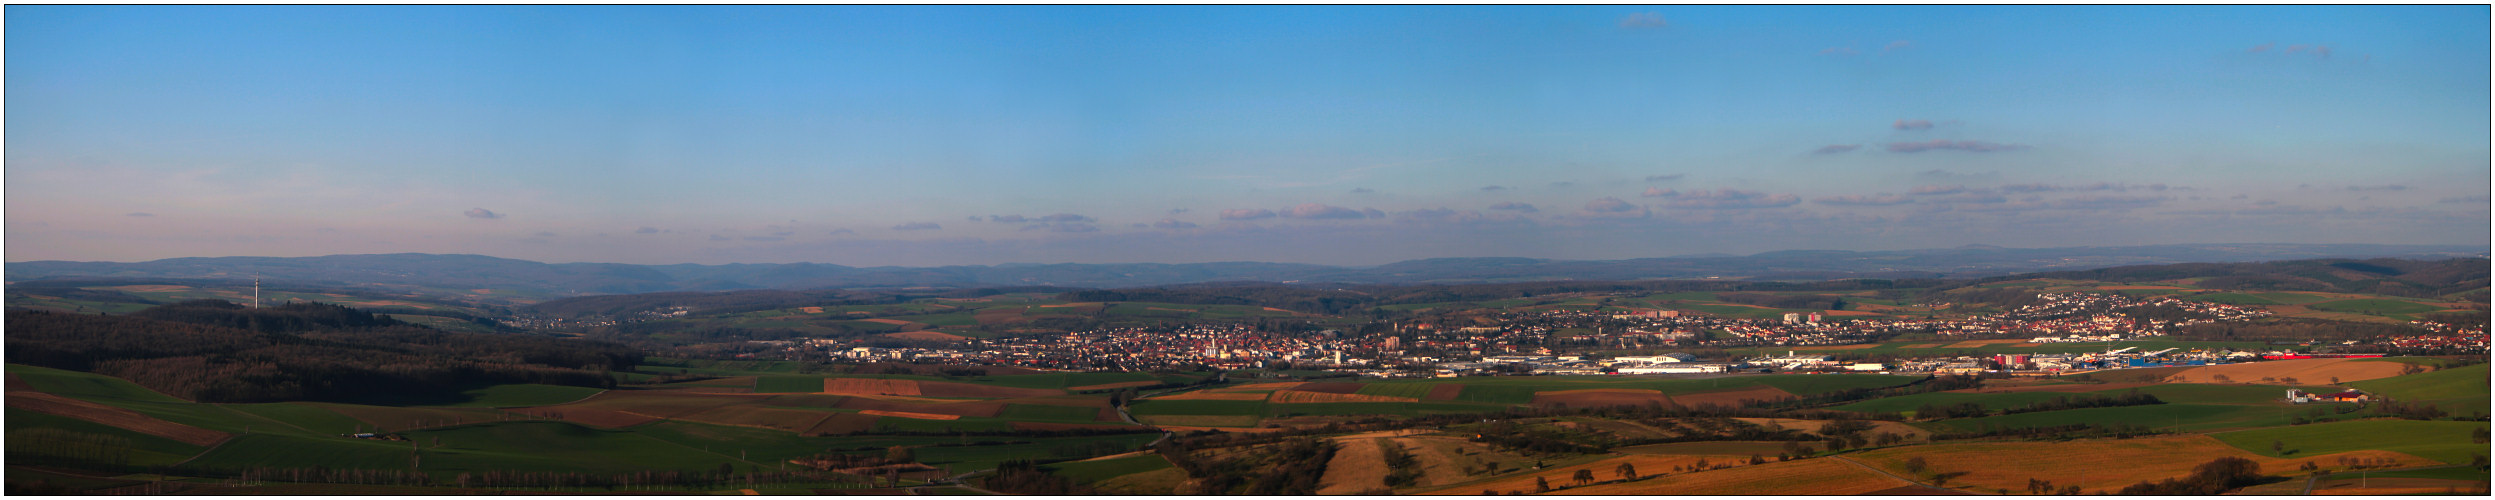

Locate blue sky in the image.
[8,5,2488,266]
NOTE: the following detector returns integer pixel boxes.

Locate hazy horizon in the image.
[9,6,2489,267]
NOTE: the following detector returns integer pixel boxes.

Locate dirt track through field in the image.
[1315,437,1388,494]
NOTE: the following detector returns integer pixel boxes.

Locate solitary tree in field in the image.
[1573,469,1596,486]
[1535,477,1550,493]
[1904,456,1929,475]
[1616,463,1637,480]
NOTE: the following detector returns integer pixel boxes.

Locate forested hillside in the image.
[1985,258,2489,299]
[6,301,640,403]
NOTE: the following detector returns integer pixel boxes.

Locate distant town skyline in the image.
[8,5,2488,266]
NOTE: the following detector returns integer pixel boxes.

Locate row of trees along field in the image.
[7,300,640,403]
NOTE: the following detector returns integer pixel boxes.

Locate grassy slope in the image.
[7,364,189,403]
[5,408,207,466]
[1045,453,1174,484]
[2348,363,2490,415]
[2209,419,2492,464]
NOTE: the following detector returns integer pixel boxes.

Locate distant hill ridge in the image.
[7,243,2481,297]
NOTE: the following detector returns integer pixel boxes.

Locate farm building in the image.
[2284,389,2371,404]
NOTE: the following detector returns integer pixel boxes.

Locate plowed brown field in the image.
[1268,390,1417,404]
[7,392,228,446]
[822,378,922,396]
[1424,384,1465,401]
[675,406,834,432]
[1850,434,2439,494]
[835,398,1006,418]
[916,381,1062,398]
[856,318,914,325]
[2161,358,2414,385]
[1294,382,1367,394]
[507,407,658,428]
[308,404,506,430]
[861,410,959,420]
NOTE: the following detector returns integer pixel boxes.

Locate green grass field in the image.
[875,416,1016,433]
[2182,292,2282,305]
[1352,383,1435,399]
[1451,384,1540,404]
[401,421,766,473]
[1044,454,1174,484]
[1913,403,2310,434]
[7,364,189,403]
[2349,364,2490,415]
[221,403,371,435]
[1829,391,2083,415]
[998,404,1103,422]
[911,434,1163,474]
[1129,399,1267,416]
[2211,419,2492,464]
[2305,299,2448,320]
[755,375,827,393]
[630,421,854,466]
[1266,401,1509,417]
[2321,465,2491,482]
[5,408,209,466]
[1834,383,2310,416]
[1746,374,1922,396]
